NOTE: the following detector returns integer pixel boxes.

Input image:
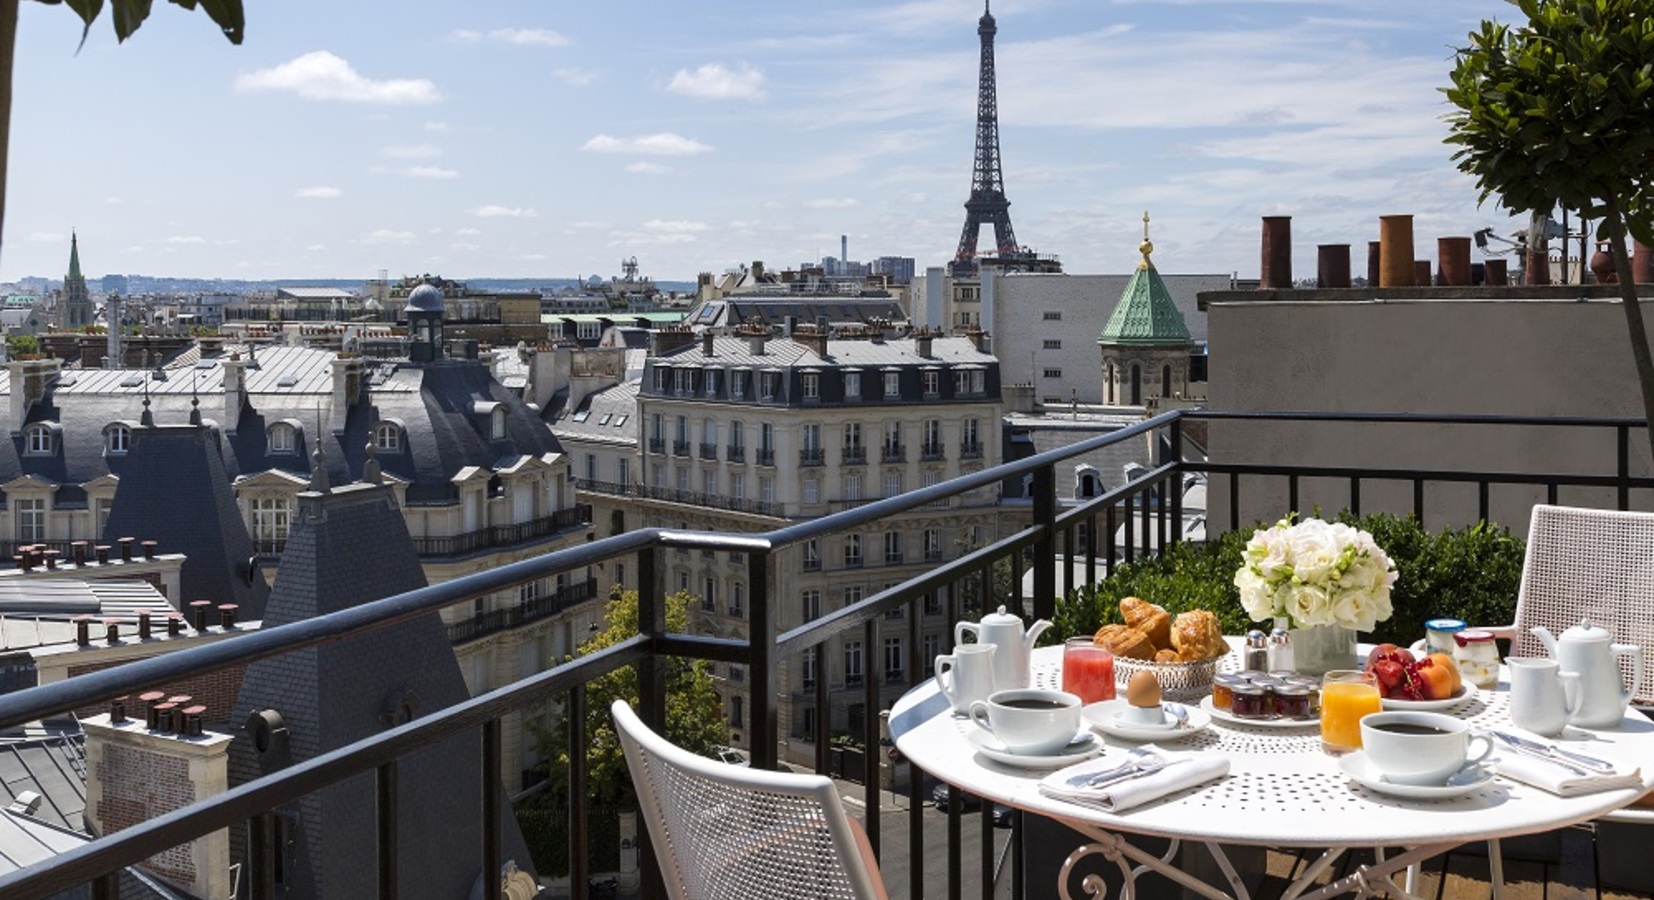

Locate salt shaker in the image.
[1267,628,1295,673]
[1244,630,1269,672]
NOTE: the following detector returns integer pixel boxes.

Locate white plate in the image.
[965,729,1103,769]
[1339,751,1499,799]
[1381,682,1478,711]
[1082,699,1211,742]
[1199,696,1320,730]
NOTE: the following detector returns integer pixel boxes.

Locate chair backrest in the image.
[1513,505,1654,705]
[611,701,882,900]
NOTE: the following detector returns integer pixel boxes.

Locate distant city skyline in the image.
[6,0,1522,284]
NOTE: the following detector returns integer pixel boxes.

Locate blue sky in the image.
[4,0,1525,284]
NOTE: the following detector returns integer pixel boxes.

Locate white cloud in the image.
[297,186,342,199]
[643,219,710,233]
[451,242,482,252]
[449,29,482,43]
[473,205,537,218]
[455,227,482,236]
[582,133,714,156]
[307,244,328,251]
[25,232,66,243]
[424,121,450,132]
[104,196,122,205]
[806,198,860,209]
[166,235,206,244]
[361,229,417,245]
[451,27,568,47]
[234,51,441,105]
[517,252,548,260]
[625,162,672,175]
[381,144,441,159]
[370,165,459,179]
[667,63,766,101]
[555,68,598,86]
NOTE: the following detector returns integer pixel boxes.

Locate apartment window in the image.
[760,371,779,401]
[580,454,595,482]
[802,589,821,622]
[731,695,744,728]
[578,321,601,340]
[802,647,817,687]
[1043,339,1062,350]
[731,474,745,501]
[844,423,863,454]
[614,561,626,588]
[844,473,862,501]
[1043,368,1063,379]
[883,371,900,398]
[730,420,744,450]
[964,418,980,447]
[759,423,774,453]
[653,367,668,392]
[803,373,819,400]
[844,533,863,567]
[922,470,941,490]
[703,418,717,446]
[617,457,630,488]
[731,371,747,399]
[677,467,690,491]
[652,465,666,488]
[373,421,401,452]
[268,423,297,454]
[703,470,717,496]
[884,637,905,679]
[883,471,902,498]
[803,539,820,570]
[925,528,942,561]
[491,408,508,440]
[14,497,45,543]
[922,369,939,396]
[251,496,290,553]
[802,423,822,453]
[844,586,864,607]
[923,419,941,453]
[845,371,862,399]
[702,577,718,612]
[844,640,864,684]
[955,369,985,395]
[759,476,774,503]
[704,369,719,397]
[924,633,942,675]
[675,416,688,444]
[884,531,903,564]
[883,421,901,454]
[924,590,944,616]
[1042,311,1062,321]
[651,414,664,443]
[803,478,820,504]
[95,497,114,534]
[679,572,690,593]
[675,368,694,395]
[104,424,131,455]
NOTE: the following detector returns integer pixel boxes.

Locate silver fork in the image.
[1072,748,1166,789]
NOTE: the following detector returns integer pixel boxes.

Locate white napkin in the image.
[1039,746,1229,813]
[1494,753,1644,797]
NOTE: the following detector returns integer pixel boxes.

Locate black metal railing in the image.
[756,449,775,467]
[632,484,784,518]
[725,445,745,463]
[699,443,718,460]
[647,438,664,454]
[411,506,591,558]
[445,580,599,644]
[574,479,631,496]
[799,449,825,467]
[920,443,944,461]
[672,440,690,456]
[881,444,904,463]
[1,409,1650,900]
[842,448,866,465]
[960,441,983,460]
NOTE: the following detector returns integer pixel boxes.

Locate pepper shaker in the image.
[1267,628,1295,674]
[1244,630,1269,672]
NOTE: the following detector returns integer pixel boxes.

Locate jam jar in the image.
[1453,629,1500,690]
[1211,674,1246,711]
[1273,683,1313,720]
[1229,684,1269,719]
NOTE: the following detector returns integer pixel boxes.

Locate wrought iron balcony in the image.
[445,580,598,644]
[631,484,783,517]
[0,409,1645,900]
[410,506,592,558]
[725,445,745,463]
[881,444,905,463]
[960,441,983,460]
[799,448,825,467]
[698,443,718,460]
[672,440,690,456]
[841,447,866,466]
[647,437,665,454]
[756,449,775,467]
[920,443,945,461]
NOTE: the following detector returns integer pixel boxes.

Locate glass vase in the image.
[1282,620,1358,676]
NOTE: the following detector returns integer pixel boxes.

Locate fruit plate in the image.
[1198,696,1319,730]
[1380,682,1478,711]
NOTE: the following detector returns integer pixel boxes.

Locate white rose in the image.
[1235,569,1277,621]
[1286,584,1331,628]
[1332,588,1382,631]
[1288,519,1340,584]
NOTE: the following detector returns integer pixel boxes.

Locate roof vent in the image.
[276,373,299,388]
[6,791,42,816]
[119,374,143,388]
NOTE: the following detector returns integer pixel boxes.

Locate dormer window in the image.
[269,422,298,454]
[374,421,402,452]
[491,407,508,440]
[104,424,131,455]
[24,424,56,456]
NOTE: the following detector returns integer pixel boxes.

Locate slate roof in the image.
[0,578,175,651]
[1000,411,1157,502]
[551,381,639,445]
[0,734,85,831]
[681,296,907,330]
[1097,253,1193,346]
[228,482,535,898]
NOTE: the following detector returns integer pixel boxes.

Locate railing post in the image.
[377,763,398,900]
[1619,424,1631,510]
[1169,421,1184,552]
[1031,462,1057,622]
[250,811,277,900]
[482,718,502,900]
[747,546,778,771]
[569,685,590,900]
[637,546,665,729]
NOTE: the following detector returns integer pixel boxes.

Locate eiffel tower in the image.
[951,1,1020,277]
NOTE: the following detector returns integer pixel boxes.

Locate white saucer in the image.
[1082,699,1211,742]
[966,729,1102,769]
[1381,682,1479,711]
[1339,752,1499,799]
[1199,696,1319,730]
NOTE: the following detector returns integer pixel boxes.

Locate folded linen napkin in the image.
[1039,746,1229,813]
[1494,753,1643,797]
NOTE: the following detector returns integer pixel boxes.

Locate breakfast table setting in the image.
[890,518,1654,900]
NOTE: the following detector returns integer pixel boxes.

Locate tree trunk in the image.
[0,0,18,270]
[1602,196,1654,461]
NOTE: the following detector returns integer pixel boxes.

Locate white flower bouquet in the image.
[1233,516,1398,631]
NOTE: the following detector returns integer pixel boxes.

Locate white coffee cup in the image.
[967,688,1082,756]
[936,643,998,715]
[1507,657,1582,736]
[1360,710,1493,786]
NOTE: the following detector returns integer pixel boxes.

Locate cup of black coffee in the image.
[1359,711,1492,785]
[968,688,1082,755]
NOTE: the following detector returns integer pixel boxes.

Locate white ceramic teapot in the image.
[954,605,1052,690]
[1531,619,1644,728]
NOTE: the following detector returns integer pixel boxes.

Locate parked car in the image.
[930,782,1012,827]
[715,746,750,767]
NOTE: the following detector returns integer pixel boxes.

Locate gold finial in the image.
[1138,210,1154,269]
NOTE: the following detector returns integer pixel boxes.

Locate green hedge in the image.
[1049,512,1525,648]
[516,802,625,877]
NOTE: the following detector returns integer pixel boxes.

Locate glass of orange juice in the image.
[1320,669,1381,755]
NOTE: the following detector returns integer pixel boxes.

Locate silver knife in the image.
[1488,731,1618,774]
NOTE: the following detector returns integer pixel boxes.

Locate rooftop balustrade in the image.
[1,409,1649,899]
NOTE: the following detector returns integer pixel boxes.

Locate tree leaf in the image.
[110,0,153,43]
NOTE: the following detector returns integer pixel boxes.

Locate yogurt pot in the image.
[1425,618,1468,655]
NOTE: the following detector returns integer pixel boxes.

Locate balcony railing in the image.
[410,506,592,557]
[647,437,665,454]
[631,484,783,517]
[799,448,825,467]
[672,440,690,456]
[920,443,944,461]
[842,448,866,465]
[698,443,718,460]
[445,580,599,644]
[881,445,904,463]
[960,441,983,459]
[756,449,775,467]
[725,445,745,463]
[574,478,632,496]
[2,409,1649,900]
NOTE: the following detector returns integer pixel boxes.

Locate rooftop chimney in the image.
[1438,236,1472,286]
[648,325,697,357]
[1378,214,1416,287]
[1317,245,1351,289]
[1260,216,1292,289]
[701,332,715,356]
[751,260,766,281]
[914,328,934,359]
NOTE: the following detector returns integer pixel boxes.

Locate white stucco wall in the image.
[1205,293,1654,535]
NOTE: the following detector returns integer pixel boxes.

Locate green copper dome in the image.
[1098,214,1191,346]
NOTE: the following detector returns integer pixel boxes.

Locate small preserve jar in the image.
[1273,683,1313,720]
[1230,684,1269,719]
[1211,674,1245,711]
[1453,629,1500,689]
[1425,618,1468,655]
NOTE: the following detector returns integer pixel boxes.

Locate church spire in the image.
[68,230,83,280]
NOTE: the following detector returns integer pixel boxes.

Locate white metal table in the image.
[889,645,1654,900]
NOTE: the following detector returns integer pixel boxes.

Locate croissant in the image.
[1169,610,1225,660]
[1119,596,1172,650]
[1153,648,1181,663]
[1093,624,1156,660]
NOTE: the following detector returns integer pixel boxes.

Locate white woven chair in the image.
[611,700,888,900]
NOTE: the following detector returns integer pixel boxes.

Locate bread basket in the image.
[1112,651,1228,702]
